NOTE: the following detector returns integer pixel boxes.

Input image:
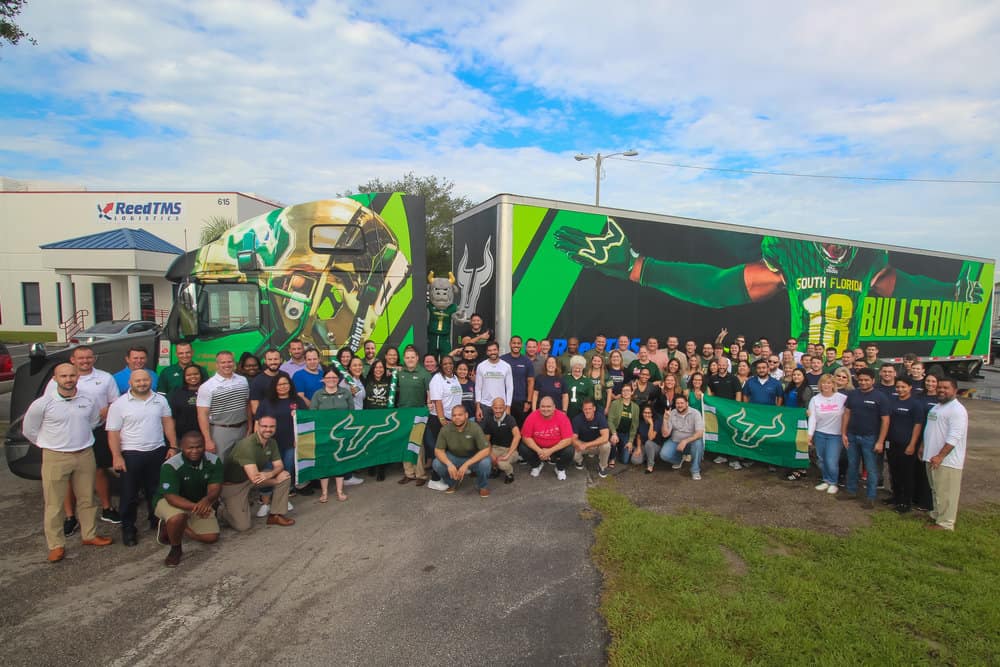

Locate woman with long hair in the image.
[345,357,367,409]
[685,371,709,413]
[455,361,477,420]
[784,368,814,409]
[382,346,401,376]
[806,374,847,493]
[637,404,664,474]
[606,349,627,402]
[532,356,564,411]
[363,359,395,481]
[168,364,204,443]
[587,353,613,414]
[652,373,679,417]
[255,373,310,513]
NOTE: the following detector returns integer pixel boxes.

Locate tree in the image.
[199,216,236,245]
[341,173,473,274]
[1,0,37,48]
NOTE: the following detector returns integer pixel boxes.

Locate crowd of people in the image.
[23,316,970,567]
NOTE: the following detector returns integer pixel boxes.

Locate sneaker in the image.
[530,464,544,478]
[287,501,294,512]
[826,484,839,495]
[729,461,742,470]
[256,503,270,518]
[598,468,608,478]
[426,479,449,491]
[671,460,683,470]
[862,498,875,510]
[100,507,122,524]
[683,454,692,463]
[444,486,457,495]
[692,472,702,481]
[504,474,515,484]
[63,515,79,537]
[881,497,897,506]
[713,456,728,464]
[895,504,912,514]
[556,469,567,481]
[742,460,755,468]
[814,482,830,492]
[574,461,584,470]
[343,477,365,486]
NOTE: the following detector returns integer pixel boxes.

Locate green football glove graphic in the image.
[954,266,984,304]
[554,218,638,276]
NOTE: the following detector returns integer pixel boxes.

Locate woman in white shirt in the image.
[807,374,848,494]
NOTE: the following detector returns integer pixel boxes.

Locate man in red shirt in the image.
[518,396,575,481]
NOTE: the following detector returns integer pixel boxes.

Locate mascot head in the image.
[428,271,459,309]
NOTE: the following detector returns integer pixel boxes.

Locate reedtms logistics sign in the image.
[97,200,182,222]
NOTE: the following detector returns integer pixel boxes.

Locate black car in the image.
[992,328,1000,363]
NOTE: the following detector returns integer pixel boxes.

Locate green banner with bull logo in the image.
[295,408,425,482]
[703,396,810,469]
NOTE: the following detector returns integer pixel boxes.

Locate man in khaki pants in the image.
[23,363,113,562]
[481,397,521,484]
[219,415,295,531]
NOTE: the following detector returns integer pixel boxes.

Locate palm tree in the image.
[200,216,237,245]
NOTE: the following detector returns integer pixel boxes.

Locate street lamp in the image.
[574,149,638,206]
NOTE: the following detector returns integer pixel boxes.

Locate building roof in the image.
[39,228,184,255]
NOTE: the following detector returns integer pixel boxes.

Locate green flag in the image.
[295,408,426,483]
[703,396,810,469]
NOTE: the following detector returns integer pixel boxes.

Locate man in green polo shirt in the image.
[220,415,294,531]
[431,405,493,498]
[154,431,223,567]
[158,341,208,396]
[395,346,432,485]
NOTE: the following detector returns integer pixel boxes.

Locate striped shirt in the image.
[22,391,101,452]
[196,373,250,425]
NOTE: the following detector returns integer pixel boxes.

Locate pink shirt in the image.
[521,409,573,448]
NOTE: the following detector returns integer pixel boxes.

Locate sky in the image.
[2,0,999,264]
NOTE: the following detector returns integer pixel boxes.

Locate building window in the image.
[56,283,63,323]
[22,282,42,326]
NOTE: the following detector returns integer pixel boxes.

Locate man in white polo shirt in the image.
[921,377,969,532]
[107,369,176,547]
[24,363,113,562]
[45,345,122,532]
[197,350,252,462]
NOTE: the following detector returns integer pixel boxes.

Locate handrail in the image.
[59,309,89,341]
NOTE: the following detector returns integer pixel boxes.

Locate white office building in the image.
[0,177,281,340]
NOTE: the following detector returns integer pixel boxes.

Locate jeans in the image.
[517,443,575,471]
[280,447,296,486]
[659,438,705,474]
[846,433,878,499]
[813,432,842,485]
[643,440,662,469]
[612,431,632,463]
[431,451,492,489]
[120,447,167,533]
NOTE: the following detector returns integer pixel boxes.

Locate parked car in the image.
[993,328,1000,364]
[0,342,13,381]
[69,320,161,345]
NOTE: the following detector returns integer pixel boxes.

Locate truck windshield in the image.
[198,283,261,336]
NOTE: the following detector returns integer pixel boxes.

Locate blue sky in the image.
[2,0,999,264]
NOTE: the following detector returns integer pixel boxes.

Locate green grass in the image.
[0,330,57,343]
[589,487,1000,666]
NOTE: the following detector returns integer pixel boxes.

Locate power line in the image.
[614,157,1000,184]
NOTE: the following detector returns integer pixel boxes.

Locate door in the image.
[140,284,155,321]
[93,283,113,323]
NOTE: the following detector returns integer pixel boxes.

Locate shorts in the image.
[92,427,112,468]
[153,498,220,535]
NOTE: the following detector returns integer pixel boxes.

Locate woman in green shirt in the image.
[608,383,640,466]
[311,367,354,502]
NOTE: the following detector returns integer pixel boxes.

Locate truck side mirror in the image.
[28,343,47,359]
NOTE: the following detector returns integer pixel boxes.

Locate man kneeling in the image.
[154,431,222,567]
[572,399,612,478]
[659,395,706,481]
[220,416,295,529]
[432,405,493,498]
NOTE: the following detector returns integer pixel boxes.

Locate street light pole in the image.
[574,149,638,206]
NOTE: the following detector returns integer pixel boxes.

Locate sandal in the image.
[608,460,617,469]
[336,493,348,502]
[318,494,329,503]
[786,470,806,481]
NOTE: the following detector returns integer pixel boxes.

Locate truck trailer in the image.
[452,194,994,378]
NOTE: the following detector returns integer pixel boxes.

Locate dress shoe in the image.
[398,476,414,485]
[82,535,113,547]
[122,531,138,547]
[414,478,427,487]
[266,514,295,527]
[479,488,490,498]
[48,547,65,563]
[164,547,182,568]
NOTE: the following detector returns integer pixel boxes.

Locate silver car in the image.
[70,320,162,344]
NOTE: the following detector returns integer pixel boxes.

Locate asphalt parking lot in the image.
[0,460,607,666]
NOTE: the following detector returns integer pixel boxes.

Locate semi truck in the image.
[6,194,425,479]
[452,194,994,378]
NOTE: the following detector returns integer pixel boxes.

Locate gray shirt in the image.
[666,408,704,442]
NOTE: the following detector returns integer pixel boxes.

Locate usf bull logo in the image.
[328,413,400,463]
[724,410,787,449]
[456,237,494,319]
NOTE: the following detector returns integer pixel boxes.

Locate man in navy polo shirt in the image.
[884,376,925,514]
[743,359,784,406]
[501,335,535,426]
[839,368,890,509]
